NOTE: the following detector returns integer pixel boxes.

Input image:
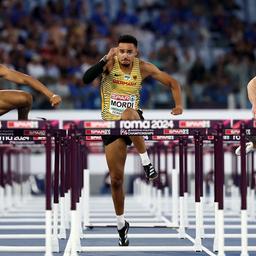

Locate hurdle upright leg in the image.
[171,144,179,227]
[216,125,225,256]
[194,132,202,251]
[0,149,5,215]
[178,138,185,238]
[59,137,66,239]
[52,134,60,252]
[45,130,53,256]
[240,124,249,256]
[249,152,255,219]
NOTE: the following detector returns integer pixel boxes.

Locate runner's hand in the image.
[50,94,62,107]
[171,106,183,115]
[252,104,256,118]
[106,48,117,61]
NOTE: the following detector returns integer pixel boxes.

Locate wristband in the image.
[100,55,108,64]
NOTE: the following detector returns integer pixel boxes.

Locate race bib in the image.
[109,94,136,116]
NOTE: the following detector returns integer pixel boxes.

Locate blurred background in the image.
[0,0,256,111]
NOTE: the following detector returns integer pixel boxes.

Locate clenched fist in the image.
[49,94,62,107]
[171,106,183,115]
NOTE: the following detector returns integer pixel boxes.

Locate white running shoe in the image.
[235,142,254,156]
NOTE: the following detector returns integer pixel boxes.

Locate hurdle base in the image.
[240,253,249,256]
[58,228,66,239]
[51,236,59,253]
[194,241,202,252]
[45,210,53,256]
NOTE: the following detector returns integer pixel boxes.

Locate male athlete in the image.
[83,35,183,246]
[0,65,61,119]
[236,76,256,155]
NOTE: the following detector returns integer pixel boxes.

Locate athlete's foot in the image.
[118,221,129,246]
[235,141,256,156]
[36,117,47,120]
[143,163,158,180]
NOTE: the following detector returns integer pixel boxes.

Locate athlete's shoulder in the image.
[139,59,157,70]
[139,59,159,78]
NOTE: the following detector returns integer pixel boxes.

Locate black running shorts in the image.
[101,109,144,146]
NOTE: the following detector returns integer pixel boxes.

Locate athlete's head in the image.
[117,35,138,67]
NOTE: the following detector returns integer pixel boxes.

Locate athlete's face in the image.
[117,43,137,67]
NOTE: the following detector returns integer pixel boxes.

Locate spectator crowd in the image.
[0,0,255,110]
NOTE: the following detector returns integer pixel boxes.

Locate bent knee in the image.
[18,92,33,107]
[121,108,139,120]
[110,177,123,189]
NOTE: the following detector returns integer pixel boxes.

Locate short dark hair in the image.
[118,34,138,47]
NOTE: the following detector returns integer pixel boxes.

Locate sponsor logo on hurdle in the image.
[85,129,111,135]
[225,129,240,135]
[7,121,39,128]
[85,136,102,141]
[24,130,46,136]
[83,121,115,128]
[152,135,175,140]
[179,120,211,128]
[33,136,46,141]
[163,129,189,135]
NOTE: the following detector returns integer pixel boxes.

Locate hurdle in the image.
[61,120,228,254]
[1,119,255,255]
[0,120,65,255]
[62,119,255,255]
[62,120,179,229]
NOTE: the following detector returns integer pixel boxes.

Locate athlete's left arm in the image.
[141,62,183,115]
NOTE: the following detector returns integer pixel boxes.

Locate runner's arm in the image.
[142,62,183,115]
[247,76,256,117]
[0,65,61,107]
[83,48,117,84]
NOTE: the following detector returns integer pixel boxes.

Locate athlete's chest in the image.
[110,72,140,89]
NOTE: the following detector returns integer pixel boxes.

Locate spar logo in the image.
[225,129,240,135]
[83,121,115,128]
[163,129,189,135]
[110,94,136,109]
[24,130,46,136]
[7,121,39,128]
[85,136,102,141]
[85,129,110,135]
[152,135,174,140]
[179,120,210,128]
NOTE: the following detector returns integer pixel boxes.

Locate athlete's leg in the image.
[121,108,146,153]
[105,138,127,215]
[0,90,32,120]
[105,138,130,245]
[121,108,158,180]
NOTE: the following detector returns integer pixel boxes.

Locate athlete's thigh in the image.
[104,138,127,177]
[0,90,30,109]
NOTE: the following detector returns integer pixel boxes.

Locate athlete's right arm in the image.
[0,65,61,107]
[82,48,117,84]
[247,76,256,117]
